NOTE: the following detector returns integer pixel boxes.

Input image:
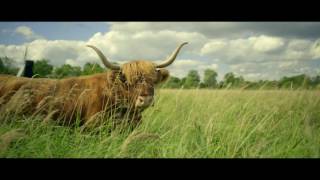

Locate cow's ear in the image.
[156,69,169,83]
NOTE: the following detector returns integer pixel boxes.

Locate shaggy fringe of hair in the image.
[121,61,157,85]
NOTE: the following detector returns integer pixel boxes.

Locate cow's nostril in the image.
[136,96,154,108]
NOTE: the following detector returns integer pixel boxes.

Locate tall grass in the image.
[1,89,320,158]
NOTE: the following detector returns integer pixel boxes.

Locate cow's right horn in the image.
[156,42,188,68]
[87,45,120,70]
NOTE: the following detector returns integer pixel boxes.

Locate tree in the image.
[0,56,19,75]
[203,69,218,88]
[52,64,82,78]
[302,75,311,89]
[0,58,6,73]
[311,75,320,88]
[161,76,182,88]
[181,77,186,86]
[82,62,105,75]
[183,70,200,88]
[233,75,245,87]
[222,72,246,88]
[278,74,310,89]
[217,81,225,89]
[223,72,235,87]
[199,82,206,88]
[33,59,54,78]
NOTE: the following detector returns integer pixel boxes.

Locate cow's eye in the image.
[138,77,145,83]
[156,69,161,81]
[119,73,126,83]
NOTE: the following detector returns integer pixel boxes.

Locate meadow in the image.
[1,89,320,158]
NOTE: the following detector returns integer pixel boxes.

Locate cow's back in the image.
[0,75,31,118]
[0,75,31,101]
[0,72,124,126]
[0,73,112,125]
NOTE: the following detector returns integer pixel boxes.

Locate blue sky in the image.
[0,22,109,44]
[0,22,319,81]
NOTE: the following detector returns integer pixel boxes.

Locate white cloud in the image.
[283,49,310,61]
[0,45,26,64]
[1,22,320,81]
[172,59,202,67]
[230,62,279,80]
[87,30,205,61]
[208,64,219,70]
[166,59,202,78]
[251,35,284,52]
[14,26,44,40]
[311,39,320,59]
[0,39,94,67]
[200,39,227,55]
[278,39,314,61]
[108,22,320,39]
[279,61,299,69]
[200,37,254,64]
[201,35,320,66]
[166,59,218,79]
[65,59,80,67]
[246,73,263,79]
[287,39,312,51]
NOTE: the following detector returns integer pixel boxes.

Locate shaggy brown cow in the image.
[0,42,188,128]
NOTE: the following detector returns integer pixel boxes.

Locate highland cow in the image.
[0,42,188,128]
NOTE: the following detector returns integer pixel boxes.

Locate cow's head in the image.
[87,42,188,110]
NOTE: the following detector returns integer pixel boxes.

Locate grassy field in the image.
[1,89,320,158]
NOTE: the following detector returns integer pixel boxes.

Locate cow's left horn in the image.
[87,45,120,70]
[156,42,188,68]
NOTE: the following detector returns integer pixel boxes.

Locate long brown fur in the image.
[0,61,169,128]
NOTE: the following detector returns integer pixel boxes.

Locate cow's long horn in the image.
[86,45,120,70]
[156,42,188,68]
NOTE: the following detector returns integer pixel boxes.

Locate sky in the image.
[0,22,320,81]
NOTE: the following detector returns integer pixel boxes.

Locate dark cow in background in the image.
[0,42,188,128]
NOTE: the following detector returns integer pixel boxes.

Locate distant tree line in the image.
[1,57,320,90]
[0,57,20,75]
[162,70,320,90]
[0,57,106,79]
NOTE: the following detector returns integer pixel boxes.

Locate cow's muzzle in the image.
[135,96,154,109]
